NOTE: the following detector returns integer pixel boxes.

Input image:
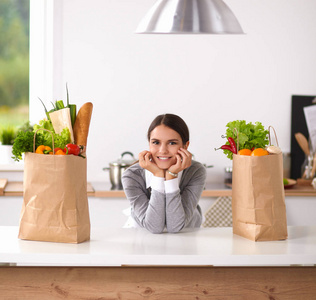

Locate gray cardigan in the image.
[122,160,206,234]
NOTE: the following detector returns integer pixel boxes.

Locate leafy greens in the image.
[33,119,71,149]
[223,120,269,160]
[12,119,71,161]
[12,131,45,161]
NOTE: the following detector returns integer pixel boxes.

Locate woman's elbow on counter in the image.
[143,222,165,234]
[149,228,165,234]
[144,224,165,234]
[166,224,184,234]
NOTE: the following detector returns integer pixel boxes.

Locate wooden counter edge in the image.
[94,190,125,198]
[76,185,316,198]
[1,181,316,197]
[0,178,8,196]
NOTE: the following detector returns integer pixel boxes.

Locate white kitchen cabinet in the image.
[0,197,22,226]
[0,197,130,228]
[199,197,316,226]
[285,197,316,226]
[0,196,315,227]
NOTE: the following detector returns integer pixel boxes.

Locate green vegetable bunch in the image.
[33,119,71,149]
[12,119,71,161]
[12,131,45,161]
[12,85,75,161]
[223,120,269,160]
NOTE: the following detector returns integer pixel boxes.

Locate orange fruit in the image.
[251,148,269,156]
[238,149,252,156]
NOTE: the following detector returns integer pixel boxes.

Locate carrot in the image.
[73,102,93,149]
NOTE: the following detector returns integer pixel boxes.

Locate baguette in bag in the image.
[73,102,93,150]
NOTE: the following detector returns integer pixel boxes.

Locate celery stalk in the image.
[56,100,65,110]
[69,104,76,128]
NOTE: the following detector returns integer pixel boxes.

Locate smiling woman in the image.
[142,114,191,178]
[122,114,207,234]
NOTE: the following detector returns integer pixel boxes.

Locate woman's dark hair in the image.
[147,114,190,144]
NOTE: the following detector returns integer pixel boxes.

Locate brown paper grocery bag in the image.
[18,152,90,243]
[232,128,287,241]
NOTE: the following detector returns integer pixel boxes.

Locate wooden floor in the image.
[0,266,316,299]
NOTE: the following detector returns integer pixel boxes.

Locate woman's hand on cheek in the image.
[138,151,164,177]
[169,148,192,174]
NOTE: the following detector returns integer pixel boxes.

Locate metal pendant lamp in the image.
[136,0,244,34]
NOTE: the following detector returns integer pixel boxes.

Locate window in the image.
[0,0,30,130]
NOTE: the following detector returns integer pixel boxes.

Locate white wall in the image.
[30,0,316,184]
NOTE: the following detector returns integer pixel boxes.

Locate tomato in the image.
[65,143,80,156]
[55,149,66,155]
[48,148,66,155]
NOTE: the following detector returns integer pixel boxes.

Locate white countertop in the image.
[1,226,316,267]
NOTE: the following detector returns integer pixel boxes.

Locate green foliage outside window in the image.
[0,0,29,129]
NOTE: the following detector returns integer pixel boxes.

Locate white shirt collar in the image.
[145,169,183,189]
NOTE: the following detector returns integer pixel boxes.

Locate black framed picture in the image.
[290,95,316,179]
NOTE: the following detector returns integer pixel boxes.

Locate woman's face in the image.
[149,125,189,170]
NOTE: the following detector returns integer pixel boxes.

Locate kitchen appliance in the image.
[103,152,137,190]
